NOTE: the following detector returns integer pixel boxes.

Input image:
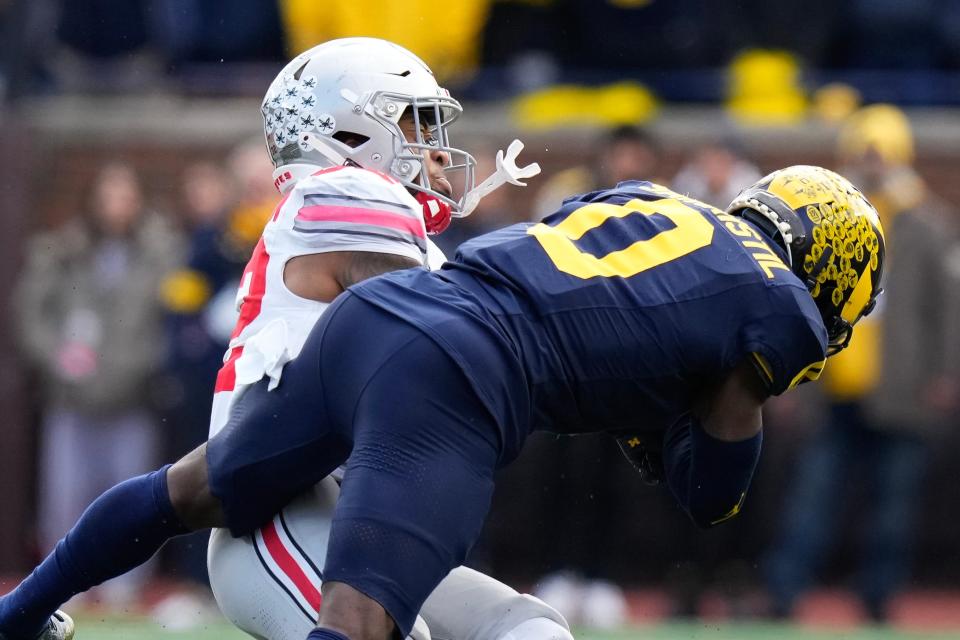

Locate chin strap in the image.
[415,191,453,235]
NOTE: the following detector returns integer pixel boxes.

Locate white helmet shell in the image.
[262,37,475,215]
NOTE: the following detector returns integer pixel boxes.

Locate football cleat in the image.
[727,165,885,356]
[0,611,74,640]
[34,611,74,640]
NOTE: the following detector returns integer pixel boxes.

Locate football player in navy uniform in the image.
[0,166,885,640]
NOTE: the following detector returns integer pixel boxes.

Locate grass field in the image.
[71,615,960,640]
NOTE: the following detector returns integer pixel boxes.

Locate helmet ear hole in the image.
[332,131,370,148]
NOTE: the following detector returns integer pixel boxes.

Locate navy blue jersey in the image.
[351,181,827,441]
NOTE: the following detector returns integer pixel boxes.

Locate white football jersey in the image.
[204,167,573,640]
[209,165,444,437]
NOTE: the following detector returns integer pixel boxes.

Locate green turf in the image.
[71,616,960,640]
[72,614,244,639]
[571,622,959,639]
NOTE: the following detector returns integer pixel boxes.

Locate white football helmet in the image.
[262,37,476,231]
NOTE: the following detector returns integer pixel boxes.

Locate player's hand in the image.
[614,432,665,486]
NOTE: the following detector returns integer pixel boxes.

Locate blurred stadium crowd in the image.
[2,0,960,633]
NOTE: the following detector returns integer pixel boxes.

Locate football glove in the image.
[614,431,665,486]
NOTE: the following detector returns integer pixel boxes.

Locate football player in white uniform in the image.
[0,38,571,640]
[203,38,570,640]
[0,37,563,640]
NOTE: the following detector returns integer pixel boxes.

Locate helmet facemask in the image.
[262,38,539,234]
[261,38,477,216]
[364,91,477,218]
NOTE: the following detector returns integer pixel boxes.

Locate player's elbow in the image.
[662,414,762,529]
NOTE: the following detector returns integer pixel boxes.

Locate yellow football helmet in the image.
[727,165,885,355]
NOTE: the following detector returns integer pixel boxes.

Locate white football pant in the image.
[208,479,572,640]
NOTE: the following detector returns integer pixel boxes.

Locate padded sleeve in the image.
[285,167,428,264]
[742,283,829,396]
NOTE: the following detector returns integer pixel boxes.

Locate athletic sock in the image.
[306,628,352,640]
[0,465,189,638]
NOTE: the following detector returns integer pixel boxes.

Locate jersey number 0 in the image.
[528,197,715,279]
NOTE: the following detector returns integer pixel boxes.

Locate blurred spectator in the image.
[160,161,245,438]
[533,125,662,219]
[672,140,761,206]
[158,140,274,446]
[226,137,282,252]
[14,162,180,607]
[763,105,960,622]
[157,161,246,589]
[154,141,275,589]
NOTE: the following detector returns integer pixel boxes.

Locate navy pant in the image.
[207,293,503,636]
[763,402,927,617]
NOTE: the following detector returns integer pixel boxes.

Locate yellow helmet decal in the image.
[841,266,874,324]
[767,166,848,211]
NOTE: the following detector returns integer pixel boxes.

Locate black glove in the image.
[615,431,665,486]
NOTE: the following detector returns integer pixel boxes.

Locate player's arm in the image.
[285,251,421,302]
[661,360,769,528]
[282,168,429,302]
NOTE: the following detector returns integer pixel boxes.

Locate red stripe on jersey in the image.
[262,521,322,613]
[297,205,425,239]
[231,238,271,341]
[214,237,271,393]
[214,346,244,393]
